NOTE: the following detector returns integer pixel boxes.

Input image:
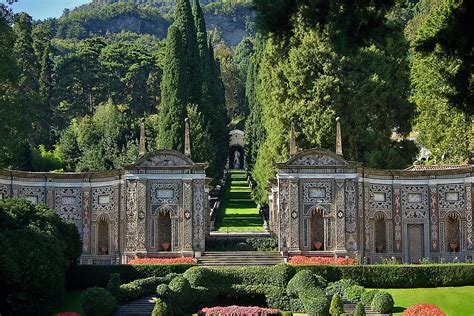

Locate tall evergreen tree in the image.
[158,25,187,151]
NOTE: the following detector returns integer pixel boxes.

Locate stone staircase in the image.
[197,251,286,266]
[115,296,156,316]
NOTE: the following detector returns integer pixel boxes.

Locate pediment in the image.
[132,150,194,168]
[286,149,347,166]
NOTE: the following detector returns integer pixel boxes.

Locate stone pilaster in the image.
[289,180,300,252]
[335,179,346,252]
[182,180,193,252]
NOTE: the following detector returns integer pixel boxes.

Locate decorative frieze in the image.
[54,187,83,233]
[303,181,332,204]
[18,186,45,204]
[438,184,466,210]
[369,184,392,210]
[401,186,429,218]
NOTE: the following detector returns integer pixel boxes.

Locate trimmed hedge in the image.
[345,285,366,302]
[116,273,178,303]
[293,264,474,288]
[66,264,194,289]
[80,287,116,316]
[205,236,278,251]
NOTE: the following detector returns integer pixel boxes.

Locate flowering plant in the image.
[56,313,81,316]
[128,257,196,265]
[402,303,445,316]
[199,305,280,316]
[288,256,357,265]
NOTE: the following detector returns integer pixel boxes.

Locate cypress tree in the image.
[158,25,187,152]
[174,0,201,106]
[13,13,39,94]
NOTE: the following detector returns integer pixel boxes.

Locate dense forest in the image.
[0,0,472,204]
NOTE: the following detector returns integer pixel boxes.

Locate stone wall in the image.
[270,148,474,263]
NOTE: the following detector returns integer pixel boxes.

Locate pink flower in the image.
[403,303,445,316]
[199,305,280,316]
[128,257,196,265]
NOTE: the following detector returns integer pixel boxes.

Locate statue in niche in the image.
[233,151,241,169]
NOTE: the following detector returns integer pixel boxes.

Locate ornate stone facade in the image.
[0,150,208,264]
[270,148,474,263]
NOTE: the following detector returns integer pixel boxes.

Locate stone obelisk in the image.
[139,118,146,157]
[336,117,343,156]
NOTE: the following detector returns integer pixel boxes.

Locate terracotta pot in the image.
[314,241,323,250]
[161,242,170,251]
[450,241,458,252]
[376,244,384,253]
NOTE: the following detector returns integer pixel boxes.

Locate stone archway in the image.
[229,130,245,170]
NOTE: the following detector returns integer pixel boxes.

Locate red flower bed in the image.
[288,256,357,265]
[199,305,280,316]
[402,303,445,316]
[128,257,196,265]
[57,313,81,316]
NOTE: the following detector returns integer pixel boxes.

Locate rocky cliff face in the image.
[204,6,255,46]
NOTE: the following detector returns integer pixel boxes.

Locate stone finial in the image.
[336,117,343,156]
[139,118,146,157]
[290,121,296,157]
[184,118,191,157]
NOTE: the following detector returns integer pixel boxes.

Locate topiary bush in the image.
[106,273,121,298]
[371,291,394,314]
[152,298,170,316]
[360,289,380,306]
[287,270,327,297]
[344,284,366,302]
[300,287,329,315]
[329,293,345,316]
[117,274,177,303]
[354,301,366,316]
[80,287,117,316]
[325,278,358,297]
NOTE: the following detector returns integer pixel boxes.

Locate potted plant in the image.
[449,240,458,252]
[161,242,170,251]
[314,241,323,250]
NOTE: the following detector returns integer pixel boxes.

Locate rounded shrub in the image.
[106,273,121,298]
[345,285,366,302]
[329,294,344,316]
[371,291,394,314]
[360,289,380,306]
[264,285,292,310]
[152,298,169,316]
[354,301,366,316]
[156,283,170,297]
[300,287,329,315]
[168,275,191,294]
[270,263,296,287]
[287,270,327,297]
[325,279,358,297]
[183,266,227,287]
[80,287,117,316]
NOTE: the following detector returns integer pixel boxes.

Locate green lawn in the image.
[381,286,474,316]
[52,290,83,315]
[214,170,264,232]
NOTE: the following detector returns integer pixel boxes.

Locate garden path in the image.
[213,170,264,232]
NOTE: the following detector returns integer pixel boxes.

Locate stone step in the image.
[201,251,282,257]
[115,296,156,316]
[197,251,286,266]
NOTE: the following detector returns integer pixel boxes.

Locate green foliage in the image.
[325,279,358,297]
[408,0,472,164]
[300,287,329,316]
[360,290,380,306]
[152,297,170,316]
[80,287,117,316]
[245,237,278,251]
[0,199,81,315]
[117,276,171,303]
[370,291,394,314]
[106,273,121,299]
[31,144,64,171]
[65,264,193,290]
[287,270,327,297]
[344,285,366,303]
[329,294,344,316]
[354,301,366,316]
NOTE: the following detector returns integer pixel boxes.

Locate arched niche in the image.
[374,212,387,253]
[445,212,461,252]
[310,208,325,251]
[157,208,172,251]
[97,214,110,255]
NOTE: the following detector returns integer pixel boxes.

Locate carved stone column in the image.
[429,185,439,252]
[136,180,147,252]
[466,183,472,250]
[278,180,290,251]
[289,180,300,252]
[393,186,402,252]
[125,180,139,254]
[46,187,54,209]
[182,180,193,252]
[82,189,91,254]
[335,180,346,252]
[345,180,357,251]
[193,180,205,252]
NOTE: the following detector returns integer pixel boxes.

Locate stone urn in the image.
[449,241,458,252]
[376,244,384,253]
[161,242,170,252]
[314,241,323,251]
